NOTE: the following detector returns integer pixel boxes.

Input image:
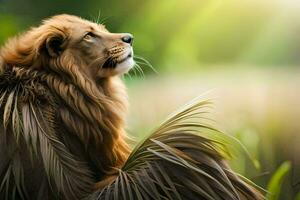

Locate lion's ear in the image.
[45,36,65,57]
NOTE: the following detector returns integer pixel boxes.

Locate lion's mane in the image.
[0,15,130,199]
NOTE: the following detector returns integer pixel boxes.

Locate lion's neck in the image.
[38,67,130,173]
[51,75,130,172]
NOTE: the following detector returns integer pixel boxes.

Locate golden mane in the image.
[0,15,131,199]
[1,15,130,171]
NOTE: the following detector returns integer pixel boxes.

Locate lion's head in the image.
[0,14,135,80]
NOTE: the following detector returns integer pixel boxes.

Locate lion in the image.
[0,14,263,200]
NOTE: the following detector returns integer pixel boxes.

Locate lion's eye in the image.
[84,32,95,40]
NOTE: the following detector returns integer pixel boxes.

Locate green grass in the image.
[266,161,291,200]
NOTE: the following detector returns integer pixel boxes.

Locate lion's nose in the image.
[121,34,134,46]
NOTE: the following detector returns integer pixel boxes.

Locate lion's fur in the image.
[0,15,131,199]
[1,14,130,169]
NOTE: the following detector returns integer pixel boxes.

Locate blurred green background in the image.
[1,0,300,199]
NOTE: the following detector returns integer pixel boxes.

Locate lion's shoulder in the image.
[0,66,53,105]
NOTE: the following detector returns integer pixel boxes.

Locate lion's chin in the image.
[114,57,135,75]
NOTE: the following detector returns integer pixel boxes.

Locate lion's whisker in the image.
[136,64,145,78]
[134,63,145,78]
[98,16,111,25]
[96,10,102,24]
[130,64,138,77]
[125,71,132,80]
[135,61,150,76]
[135,60,157,75]
[131,66,138,77]
[134,56,158,74]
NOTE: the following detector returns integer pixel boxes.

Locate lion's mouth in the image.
[103,53,133,69]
